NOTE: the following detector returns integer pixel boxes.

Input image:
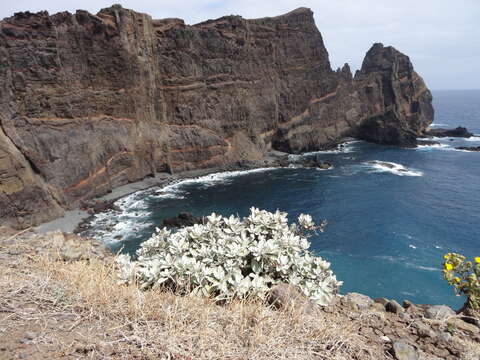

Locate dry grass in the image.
[3,229,480,359]
[45,257,384,359]
[0,246,386,359]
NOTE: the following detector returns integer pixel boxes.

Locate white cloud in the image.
[1,0,478,89]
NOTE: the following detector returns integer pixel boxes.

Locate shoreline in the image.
[29,137,430,235]
[33,149,293,235]
[33,138,356,235]
[31,131,476,236]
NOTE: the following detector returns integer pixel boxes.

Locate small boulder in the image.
[386,300,404,314]
[380,335,391,343]
[447,317,480,335]
[412,321,435,338]
[374,297,389,305]
[342,292,374,311]
[317,161,332,170]
[437,332,452,343]
[398,312,412,321]
[391,341,418,360]
[460,316,479,326]
[424,305,455,320]
[267,283,316,314]
[23,332,35,340]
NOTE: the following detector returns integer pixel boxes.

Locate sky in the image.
[1,0,479,90]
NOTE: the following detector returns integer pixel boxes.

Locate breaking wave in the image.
[303,140,360,155]
[362,161,423,177]
[162,168,280,191]
[82,168,282,244]
[429,123,449,127]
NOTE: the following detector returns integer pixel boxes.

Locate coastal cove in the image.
[2,3,480,358]
[78,89,480,309]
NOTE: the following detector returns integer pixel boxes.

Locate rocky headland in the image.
[0,5,434,229]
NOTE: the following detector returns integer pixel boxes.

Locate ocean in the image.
[85,89,480,308]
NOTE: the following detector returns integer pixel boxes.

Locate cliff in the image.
[0,6,433,228]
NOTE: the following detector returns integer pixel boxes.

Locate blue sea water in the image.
[88,90,480,308]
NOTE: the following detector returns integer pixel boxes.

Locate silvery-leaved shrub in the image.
[116,208,342,305]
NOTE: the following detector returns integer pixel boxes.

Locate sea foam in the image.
[302,140,360,155]
[161,167,279,192]
[362,161,423,177]
[82,167,283,245]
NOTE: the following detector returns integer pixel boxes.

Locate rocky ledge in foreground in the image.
[0,5,433,229]
[337,293,480,360]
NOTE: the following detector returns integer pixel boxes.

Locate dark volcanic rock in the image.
[424,127,473,138]
[353,43,434,147]
[286,154,333,169]
[162,212,204,228]
[456,146,480,152]
[0,6,433,228]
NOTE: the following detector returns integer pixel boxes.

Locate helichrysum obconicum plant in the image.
[443,253,480,310]
[116,208,342,306]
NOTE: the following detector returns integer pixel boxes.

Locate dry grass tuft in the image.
[41,257,384,359]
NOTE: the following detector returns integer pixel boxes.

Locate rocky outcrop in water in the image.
[163,212,204,228]
[456,146,480,152]
[0,5,433,228]
[424,127,473,138]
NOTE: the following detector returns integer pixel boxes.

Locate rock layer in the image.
[0,6,433,227]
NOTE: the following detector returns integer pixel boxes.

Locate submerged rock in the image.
[162,212,204,228]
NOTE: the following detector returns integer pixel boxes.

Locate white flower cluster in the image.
[116,208,342,305]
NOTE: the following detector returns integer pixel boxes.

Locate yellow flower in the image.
[444,263,453,271]
[444,254,449,260]
[475,257,480,264]
[453,277,461,283]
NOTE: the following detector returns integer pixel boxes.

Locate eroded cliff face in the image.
[0,6,433,228]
